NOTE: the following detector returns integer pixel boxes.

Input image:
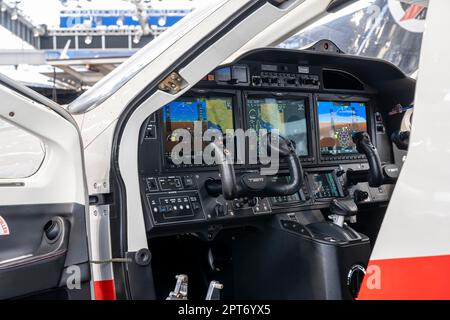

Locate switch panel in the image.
[146,191,205,225]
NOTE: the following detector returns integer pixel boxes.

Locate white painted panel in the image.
[0,119,45,179]
[0,85,86,205]
[370,0,450,260]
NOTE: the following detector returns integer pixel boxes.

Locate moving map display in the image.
[318,101,368,155]
[247,97,308,156]
[162,97,234,163]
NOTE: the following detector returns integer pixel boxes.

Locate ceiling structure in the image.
[0,0,196,92]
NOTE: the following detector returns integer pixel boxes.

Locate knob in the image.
[248,197,258,207]
[135,248,152,266]
[252,77,261,86]
[215,204,226,217]
[354,190,369,203]
[233,199,244,209]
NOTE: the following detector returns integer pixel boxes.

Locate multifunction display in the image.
[247,97,308,156]
[310,172,341,199]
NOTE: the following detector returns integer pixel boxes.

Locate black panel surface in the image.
[0,203,89,300]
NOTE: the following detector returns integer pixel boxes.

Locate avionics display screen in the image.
[247,97,308,156]
[162,96,234,164]
[311,172,340,199]
[318,101,368,155]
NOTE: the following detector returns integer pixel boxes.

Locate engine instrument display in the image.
[162,97,234,164]
[247,97,308,156]
[310,172,340,199]
[318,101,367,155]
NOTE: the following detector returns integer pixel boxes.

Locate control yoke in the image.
[347,132,384,188]
[205,134,304,200]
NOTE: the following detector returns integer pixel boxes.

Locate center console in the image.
[232,210,371,300]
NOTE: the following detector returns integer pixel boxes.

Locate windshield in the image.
[279,0,426,76]
[68,0,226,114]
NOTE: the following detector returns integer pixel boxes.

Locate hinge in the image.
[158,71,187,95]
[89,193,113,205]
[90,258,132,264]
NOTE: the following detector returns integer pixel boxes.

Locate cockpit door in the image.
[0,84,91,300]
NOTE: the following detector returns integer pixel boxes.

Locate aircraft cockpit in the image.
[135,44,414,300]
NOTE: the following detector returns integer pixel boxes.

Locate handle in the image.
[352,132,383,188]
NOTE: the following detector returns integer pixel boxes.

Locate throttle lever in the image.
[329,198,358,227]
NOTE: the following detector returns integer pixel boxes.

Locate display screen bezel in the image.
[315,94,374,163]
[243,91,315,162]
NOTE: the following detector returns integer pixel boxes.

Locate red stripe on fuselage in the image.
[358,254,450,300]
[400,5,424,21]
[94,279,116,300]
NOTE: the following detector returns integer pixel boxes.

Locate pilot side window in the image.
[0,118,45,179]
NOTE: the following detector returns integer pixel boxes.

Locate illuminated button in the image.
[179,205,184,210]
[173,205,178,211]
[153,207,158,213]
[186,205,190,209]
[159,206,167,213]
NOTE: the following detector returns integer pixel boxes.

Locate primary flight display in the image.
[318,101,367,155]
[162,96,234,164]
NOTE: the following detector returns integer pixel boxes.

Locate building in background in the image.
[0,0,199,102]
[0,0,426,103]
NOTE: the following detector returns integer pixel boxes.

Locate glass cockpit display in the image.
[162,97,234,164]
[311,172,340,199]
[318,101,368,155]
[246,97,308,156]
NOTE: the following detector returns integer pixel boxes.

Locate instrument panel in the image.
[138,49,398,236]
